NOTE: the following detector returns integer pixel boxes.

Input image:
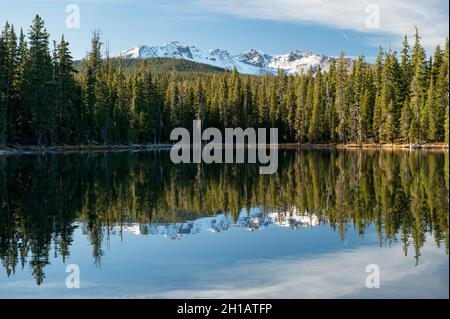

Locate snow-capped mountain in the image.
[118,41,335,75]
[120,207,322,239]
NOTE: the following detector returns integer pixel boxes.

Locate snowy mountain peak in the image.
[118,41,338,76]
[237,49,271,68]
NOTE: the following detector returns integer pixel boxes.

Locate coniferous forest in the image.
[0,15,449,146]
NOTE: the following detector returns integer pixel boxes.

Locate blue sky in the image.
[0,0,448,59]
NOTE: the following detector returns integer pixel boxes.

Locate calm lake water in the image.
[0,149,448,298]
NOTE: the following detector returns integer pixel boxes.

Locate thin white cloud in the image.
[195,0,449,49]
[153,239,448,299]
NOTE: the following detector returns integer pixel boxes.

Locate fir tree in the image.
[295,75,307,143]
[22,15,53,144]
[409,28,426,144]
[308,68,321,142]
[335,52,348,143]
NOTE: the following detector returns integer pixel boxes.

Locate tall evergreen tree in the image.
[82,30,102,142]
[308,68,321,142]
[22,15,53,144]
[295,75,307,143]
[54,35,79,143]
[285,76,296,142]
[435,39,449,143]
[335,52,348,143]
[349,56,366,143]
[409,28,426,144]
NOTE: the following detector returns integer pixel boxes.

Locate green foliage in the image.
[335,52,348,143]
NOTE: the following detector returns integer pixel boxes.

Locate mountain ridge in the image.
[118,41,338,75]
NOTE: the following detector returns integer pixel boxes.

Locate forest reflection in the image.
[0,149,448,285]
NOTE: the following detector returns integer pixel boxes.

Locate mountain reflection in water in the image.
[121,208,320,239]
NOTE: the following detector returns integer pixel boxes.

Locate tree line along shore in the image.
[1,142,448,156]
[1,16,449,151]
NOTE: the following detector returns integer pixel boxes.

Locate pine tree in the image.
[2,24,20,144]
[132,66,146,142]
[111,58,132,143]
[304,68,314,139]
[420,94,429,144]
[194,78,205,123]
[400,36,412,104]
[242,78,253,128]
[275,68,286,135]
[324,61,337,142]
[335,52,348,143]
[22,15,53,144]
[349,56,366,143]
[373,47,384,94]
[14,29,28,143]
[295,75,307,143]
[228,68,241,127]
[409,28,426,144]
[445,104,449,143]
[82,30,102,142]
[379,51,400,143]
[372,94,382,142]
[149,71,163,143]
[426,77,438,142]
[269,77,278,128]
[285,76,296,141]
[0,24,7,145]
[400,100,412,142]
[95,57,113,143]
[360,88,370,142]
[380,100,396,143]
[218,75,228,129]
[431,45,443,81]
[165,71,181,129]
[258,76,269,128]
[372,48,384,142]
[54,35,79,143]
[308,68,321,142]
[435,39,449,143]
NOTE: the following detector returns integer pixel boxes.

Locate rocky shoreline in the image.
[0,144,173,156]
[1,142,448,156]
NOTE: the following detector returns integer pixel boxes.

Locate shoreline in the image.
[278,143,449,151]
[0,144,173,156]
[1,142,448,156]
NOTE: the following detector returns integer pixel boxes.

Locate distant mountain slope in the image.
[118,41,337,75]
[74,56,226,75]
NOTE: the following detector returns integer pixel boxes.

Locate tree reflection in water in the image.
[0,149,448,285]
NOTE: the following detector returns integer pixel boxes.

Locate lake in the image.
[0,149,448,298]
